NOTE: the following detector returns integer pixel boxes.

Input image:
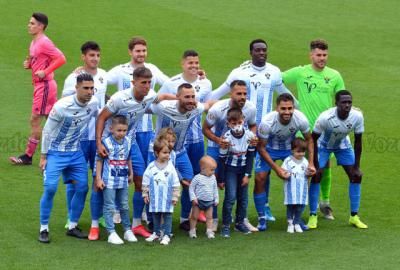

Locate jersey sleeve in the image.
[62,74,77,97]
[142,167,151,187]
[296,111,311,134]
[313,114,326,134]
[281,157,290,170]
[247,104,257,126]
[151,65,169,87]
[205,106,219,126]
[282,66,302,85]
[106,66,120,86]
[257,117,271,140]
[246,131,256,151]
[196,102,205,115]
[210,69,237,100]
[334,73,346,92]
[41,38,64,59]
[188,176,198,201]
[354,111,365,134]
[104,93,122,114]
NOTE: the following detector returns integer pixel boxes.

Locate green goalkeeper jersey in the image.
[282,64,345,128]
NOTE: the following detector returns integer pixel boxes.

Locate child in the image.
[189,156,219,239]
[219,108,256,237]
[281,138,311,233]
[95,115,137,244]
[142,139,180,245]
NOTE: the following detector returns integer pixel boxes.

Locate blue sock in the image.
[349,183,361,214]
[40,185,58,225]
[90,186,103,221]
[133,191,145,219]
[264,174,270,205]
[254,193,267,217]
[309,182,320,215]
[70,184,88,223]
[66,183,75,219]
[181,188,191,219]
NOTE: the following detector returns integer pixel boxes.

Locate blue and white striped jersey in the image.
[211,62,290,124]
[142,161,180,213]
[189,173,219,204]
[281,156,309,205]
[314,107,364,150]
[103,88,157,142]
[41,95,98,154]
[219,129,255,167]
[99,135,131,189]
[258,110,310,151]
[107,62,169,132]
[62,68,108,141]
[159,74,212,144]
[151,100,205,154]
[205,99,256,148]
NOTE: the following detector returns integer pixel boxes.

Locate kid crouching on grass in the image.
[219,108,256,238]
[281,138,314,233]
[95,115,137,245]
[142,139,180,245]
[189,156,219,239]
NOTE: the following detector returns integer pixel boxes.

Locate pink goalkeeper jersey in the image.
[29,34,64,83]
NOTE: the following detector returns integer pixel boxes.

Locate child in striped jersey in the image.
[95,115,137,245]
[142,139,180,245]
[219,108,256,237]
[281,138,311,233]
[189,156,219,239]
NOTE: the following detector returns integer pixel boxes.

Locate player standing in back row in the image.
[282,39,345,220]
[10,12,66,165]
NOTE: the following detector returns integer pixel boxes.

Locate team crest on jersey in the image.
[306,75,313,80]
[141,102,147,109]
[73,111,79,115]
[289,127,296,133]
[346,123,353,129]
[195,85,200,92]
[86,108,92,114]
[73,118,83,126]
[265,73,271,79]
[99,77,104,84]
[186,112,192,119]
[324,77,331,84]
[164,172,169,177]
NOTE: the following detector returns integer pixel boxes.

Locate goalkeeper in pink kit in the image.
[10,12,66,165]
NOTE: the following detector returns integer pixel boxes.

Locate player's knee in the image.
[44,184,58,197]
[75,182,89,193]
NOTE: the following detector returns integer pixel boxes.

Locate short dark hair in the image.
[227,107,243,122]
[230,79,247,89]
[335,90,352,102]
[310,39,328,51]
[177,83,193,94]
[76,73,93,84]
[132,67,152,80]
[81,41,100,54]
[291,138,307,152]
[32,12,48,29]
[249,39,267,51]
[276,93,294,105]
[111,115,128,126]
[183,49,199,58]
[128,36,147,50]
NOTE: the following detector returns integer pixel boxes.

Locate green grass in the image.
[0,0,399,269]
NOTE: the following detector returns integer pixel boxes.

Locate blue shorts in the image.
[80,140,96,171]
[319,147,355,168]
[185,141,205,175]
[255,148,291,173]
[135,131,154,166]
[130,141,146,177]
[45,150,88,186]
[176,150,194,181]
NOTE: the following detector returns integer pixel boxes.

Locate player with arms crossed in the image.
[38,73,98,243]
[96,67,174,238]
[282,39,345,220]
[10,12,66,165]
[62,41,108,240]
[150,83,214,231]
[211,39,297,221]
[308,90,367,229]
[256,94,315,231]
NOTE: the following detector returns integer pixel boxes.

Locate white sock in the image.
[40,224,49,232]
[69,222,77,230]
[321,200,330,206]
[132,218,141,227]
[180,217,188,223]
[91,220,99,228]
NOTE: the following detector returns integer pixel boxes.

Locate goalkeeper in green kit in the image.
[282,39,345,226]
